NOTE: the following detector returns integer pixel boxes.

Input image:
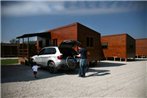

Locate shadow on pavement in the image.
[134,58,147,62]
[86,68,110,77]
[97,61,126,67]
[2,61,127,83]
[85,61,126,77]
[1,64,65,83]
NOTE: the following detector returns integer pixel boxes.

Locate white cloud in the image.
[1,1,145,17]
[2,1,65,16]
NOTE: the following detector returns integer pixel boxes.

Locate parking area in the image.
[1,59,147,98]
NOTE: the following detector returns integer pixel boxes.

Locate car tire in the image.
[47,61,57,73]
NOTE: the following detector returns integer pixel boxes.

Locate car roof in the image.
[43,46,58,49]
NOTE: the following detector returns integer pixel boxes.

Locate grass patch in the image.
[1,59,18,65]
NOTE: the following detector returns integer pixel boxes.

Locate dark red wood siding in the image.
[101,33,135,59]
[136,38,147,57]
[50,22,102,61]
[126,35,136,58]
[51,23,77,46]
[77,23,102,61]
[1,43,18,57]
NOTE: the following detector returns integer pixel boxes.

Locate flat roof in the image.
[102,33,127,37]
[102,33,134,39]
[135,38,147,40]
[47,22,100,34]
[16,22,100,39]
[17,32,50,39]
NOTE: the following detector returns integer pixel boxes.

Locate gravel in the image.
[1,59,147,98]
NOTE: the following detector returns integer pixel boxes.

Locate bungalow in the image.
[17,22,103,64]
[136,38,147,58]
[101,33,136,61]
[1,43,18,57]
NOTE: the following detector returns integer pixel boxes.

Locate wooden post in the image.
[106,57,108,60]
[114,56,117,61]
[22,38,24,57]
[17,39,20,57]
[125,58,127,62]
[27,37,30,58]
[10,44,12,56]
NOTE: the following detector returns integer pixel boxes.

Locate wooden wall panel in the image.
[126,35,136,58]
[101,34,135,59]
[77,23,102,61]
[101,34,126,59]
[136,38,147,57]
[51,24,77,46]
[1,44,18,57]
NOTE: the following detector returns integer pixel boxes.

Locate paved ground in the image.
[1,59,147,98]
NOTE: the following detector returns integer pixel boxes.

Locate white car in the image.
[31,40,80,73]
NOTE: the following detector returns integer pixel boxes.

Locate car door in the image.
[35,49,45,65]
[40,48,57,66]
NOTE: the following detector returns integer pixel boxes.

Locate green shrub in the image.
[1,59,18,65]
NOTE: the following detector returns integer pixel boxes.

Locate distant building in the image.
[136,38,147,58]
[101,33,136,61]
[17,22,102,64]
[1,43,18,57]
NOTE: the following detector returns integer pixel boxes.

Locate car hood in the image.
[31,55,38,59]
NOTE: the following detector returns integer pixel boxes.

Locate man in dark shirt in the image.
[77,45,88,77]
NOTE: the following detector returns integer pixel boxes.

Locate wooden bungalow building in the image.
[17,22,102,64]
[1,43,18,57]
[101,33,136,61]
[136,38,147,58]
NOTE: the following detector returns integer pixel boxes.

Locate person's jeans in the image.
[79,59,87,77]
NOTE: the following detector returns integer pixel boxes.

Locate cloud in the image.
[2,1,65,16]
[1,1,145,17]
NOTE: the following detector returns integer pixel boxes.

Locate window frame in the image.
[44,48,56,54]
[102,42,108,49]
[86,37,94,47]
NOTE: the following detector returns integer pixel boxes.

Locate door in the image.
[35,48,45,65]
[40,48,57,66]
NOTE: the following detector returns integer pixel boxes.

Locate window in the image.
[130,44,134,48]
[53,39,57,46]
[86,37,89,47]
[39,40,43,48]
[44,48,56,54]
[45,39,50,46]
[38,49,45,55]
[102,42,108,49]
[38,48,56,55]
[86,37,94,47]
[90,37,93,47]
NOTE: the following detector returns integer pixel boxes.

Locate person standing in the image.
[32,62,40,78]
[77,45,88,77]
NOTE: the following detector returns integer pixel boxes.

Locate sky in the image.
[1,1,147,43]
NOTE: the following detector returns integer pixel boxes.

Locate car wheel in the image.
[47,61,57,73]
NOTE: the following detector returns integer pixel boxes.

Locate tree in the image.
[9,38,18,44]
